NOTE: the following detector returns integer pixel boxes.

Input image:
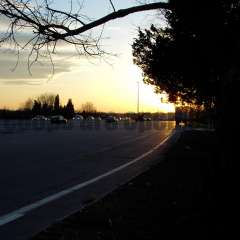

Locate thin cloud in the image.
[1,80,43,86]
[0,49,77,80]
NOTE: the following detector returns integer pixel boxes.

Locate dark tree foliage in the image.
[41,102,52,116]
[132,0,240,108]
[0,109,32,119]
[32,100,42,115]
[64,99,75,119]
[54,94,60,114]
[133,1,237,212]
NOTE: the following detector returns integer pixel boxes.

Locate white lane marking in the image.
[0,131,174,227]
[0,213,23,226]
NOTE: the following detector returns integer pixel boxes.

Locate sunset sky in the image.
[0,0,174,113]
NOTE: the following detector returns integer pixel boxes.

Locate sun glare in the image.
[126,65,175,113]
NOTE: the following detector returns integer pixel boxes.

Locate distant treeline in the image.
[0,94,74,119]
[30,94,75,119]
[0,109,33,120]
[0,93,178,120]
[0,108,176,120]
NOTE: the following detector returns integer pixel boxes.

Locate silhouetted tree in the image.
[64,99,75,119]
[41,102,52,116]
[54,94,60,114]
[37,93,55,111]
[133,0,237,201]
[30,93,55,115]
[81,102,97,114]
[133,0,239,116]
[32,100,42,115]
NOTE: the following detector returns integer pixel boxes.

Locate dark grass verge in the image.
[31,130,234,240]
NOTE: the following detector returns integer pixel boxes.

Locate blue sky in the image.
[0,0,174,112]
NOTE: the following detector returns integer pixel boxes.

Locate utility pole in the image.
[137,81,140,114]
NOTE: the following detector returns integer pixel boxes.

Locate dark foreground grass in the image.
[31,130,234,240]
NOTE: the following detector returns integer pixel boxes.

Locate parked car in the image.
[32,115,48,121]
[95,117,102,121]
[135,115,145,122]
[87,116,95,120]
[105,116,118,123]
[73,115,84,120]
[50,115,67,124]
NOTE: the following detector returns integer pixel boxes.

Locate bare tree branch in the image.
[109,0,116,12]
[1,1,169,42]
[62,2,169,38]
[0,0,170,72]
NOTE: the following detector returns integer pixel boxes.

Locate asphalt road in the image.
[0,120,176,240]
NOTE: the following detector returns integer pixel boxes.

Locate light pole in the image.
[137,81,140,114]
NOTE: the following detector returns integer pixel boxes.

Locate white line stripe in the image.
[0,131,174,227]
[0,213,23,226]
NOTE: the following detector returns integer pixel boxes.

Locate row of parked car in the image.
[72,115,133,122]
[32,115,67,123]
[31,115,135,124]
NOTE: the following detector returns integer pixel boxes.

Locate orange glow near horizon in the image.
[0,61,175,113]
